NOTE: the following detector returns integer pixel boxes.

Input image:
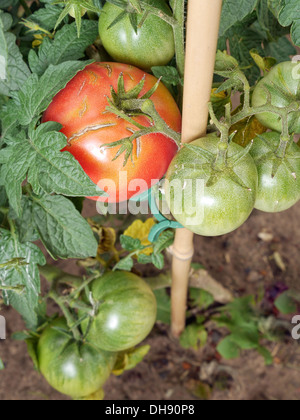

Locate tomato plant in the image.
[249,132,300,213]
[98,0,175,70]
[37,318,116,399]
[81,271,157,352]
[0,0,300,401]
[165,137,258,237]
[252,62,300,134]
[43,62,181,203]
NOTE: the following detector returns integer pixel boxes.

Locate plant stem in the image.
[140,0,177,26]
[172,0,185,80]
[49,290,81,341]
[39,264,82,288]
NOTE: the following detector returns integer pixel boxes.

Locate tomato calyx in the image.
[254,134,300,179]
[54,0,101,37]
[105,0,176,33]
[185,140,255,191]
[102,73,181,166]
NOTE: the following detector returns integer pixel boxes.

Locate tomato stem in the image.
[49,290,82,341]
[171,0,185,81]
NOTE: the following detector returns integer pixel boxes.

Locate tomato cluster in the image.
[37,272,157,399]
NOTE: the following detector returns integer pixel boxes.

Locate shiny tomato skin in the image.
[99,0,175,70]
[250,132,300,213]
[37,318,116,399]
[42,62,181,203]
[81,271,157,352]
[165,137,258,237]
[252,62,300,134]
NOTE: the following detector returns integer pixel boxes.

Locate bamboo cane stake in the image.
[171,0,223,337]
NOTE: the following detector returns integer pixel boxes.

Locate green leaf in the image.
[0,27,31,96]
[219,0,257,36]
[264,36,297,63]
[0,13,8,83]
[120,235,143,251]
[114,256,134,271]
[32,195,98,259]
[151,253,164,270]
[17,60,91,126]
[0,123,102,216]
[180,324,208,351]
[215,50,239,77]
[0,359,4,370]
[137,253,152,264]
[154,288,171,324]
[10,197,39,243]
[113,345,150,376]
[153,230,174,254]
[257,346,273,366]
[279,0,300,46]
[268,0,284,18]
[190,288,214,310]
[151,66,181,87]
[26,338,40,371]
[0,228,46,328]
[28,4,64,31]
[275,291,298,315]
[28,20,99,76]
[217,336,240,359]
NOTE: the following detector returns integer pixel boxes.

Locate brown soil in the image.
[0,202,299,401]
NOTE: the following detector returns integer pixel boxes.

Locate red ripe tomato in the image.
[42,62,181,203]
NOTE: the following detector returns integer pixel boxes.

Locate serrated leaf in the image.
[151,66,181,87]
[154,288,170,324]
[137,253,152,264]
[10,197,39,243]
[17,60,91,126]
[120,234,143,251]
[151,253,164,270]
[279,0,300,45]
[219,0,257,36]
[28,4,64,31]
[153,230,174,254]
[0,123,102,216]
[0,31,31,96]
[113,256,134,271]
[0,228,46,328]
[28,21,98,76]
[32,195,98,259]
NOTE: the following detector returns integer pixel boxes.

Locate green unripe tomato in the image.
[165,137,258,237]
[250,132,300,213]
[37,318,116,399]
[252,62,300,134]
[81,271,157,352]
[99,0,175,70]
